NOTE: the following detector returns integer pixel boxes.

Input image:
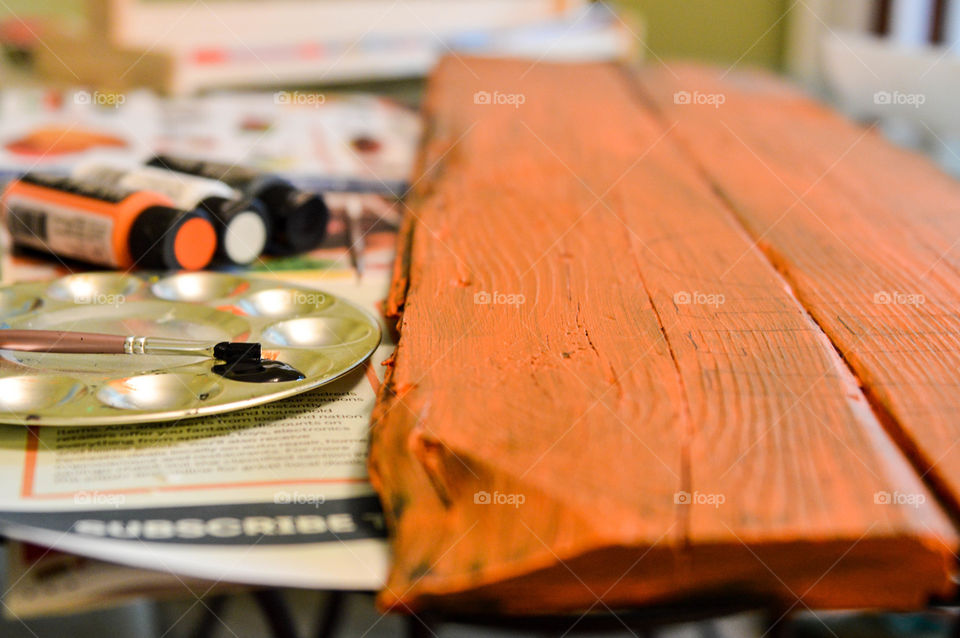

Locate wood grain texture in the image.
[368,57,956,615]
[635,62,960,525]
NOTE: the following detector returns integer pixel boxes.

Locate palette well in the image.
[0,272,381,426]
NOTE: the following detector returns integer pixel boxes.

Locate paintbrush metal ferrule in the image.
[121,335,215,357]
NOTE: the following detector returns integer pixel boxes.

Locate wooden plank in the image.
[635,62,960,523]
[368,57,956,615]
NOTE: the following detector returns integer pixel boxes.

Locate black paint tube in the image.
[147,155,329,256]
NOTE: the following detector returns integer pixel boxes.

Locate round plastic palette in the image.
[0,272,381,426]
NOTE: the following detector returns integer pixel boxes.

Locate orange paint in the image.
[19,427,39,499]
[216,304,249,316]
[368,57,957,615]
[174,217,217,270]
[635,63,960,529]
[230,281,251,296]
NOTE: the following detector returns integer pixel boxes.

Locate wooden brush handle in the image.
[0,330,127,354]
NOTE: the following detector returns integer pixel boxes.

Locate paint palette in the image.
[0,272,381,426]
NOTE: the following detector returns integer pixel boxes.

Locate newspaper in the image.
[0,230,397,592]
[0,90,419,196]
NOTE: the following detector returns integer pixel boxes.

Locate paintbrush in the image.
[0,329,260,363]
[344,195,366,279]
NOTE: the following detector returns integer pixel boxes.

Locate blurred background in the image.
[2,0,958,171]
[0,1,958,637]
[1,0,959,174]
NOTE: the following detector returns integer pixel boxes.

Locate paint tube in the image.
[1,173,216,270]
[72,162,270,266]
[147,155,329,255]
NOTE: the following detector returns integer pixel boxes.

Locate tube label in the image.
[148,156,261,191]
[73,163,238,210]
[20,173,130,204]
[6,196,119,267]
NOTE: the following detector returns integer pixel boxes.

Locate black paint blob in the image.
[212,359,305,383]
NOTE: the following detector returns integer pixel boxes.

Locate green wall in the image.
[1,0,82,20]
[618,0,791,69]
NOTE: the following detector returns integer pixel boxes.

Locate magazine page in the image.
[0,240,396,590]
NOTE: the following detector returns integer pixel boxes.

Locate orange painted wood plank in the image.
[368,57,956,615]
[635,63,960,526]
